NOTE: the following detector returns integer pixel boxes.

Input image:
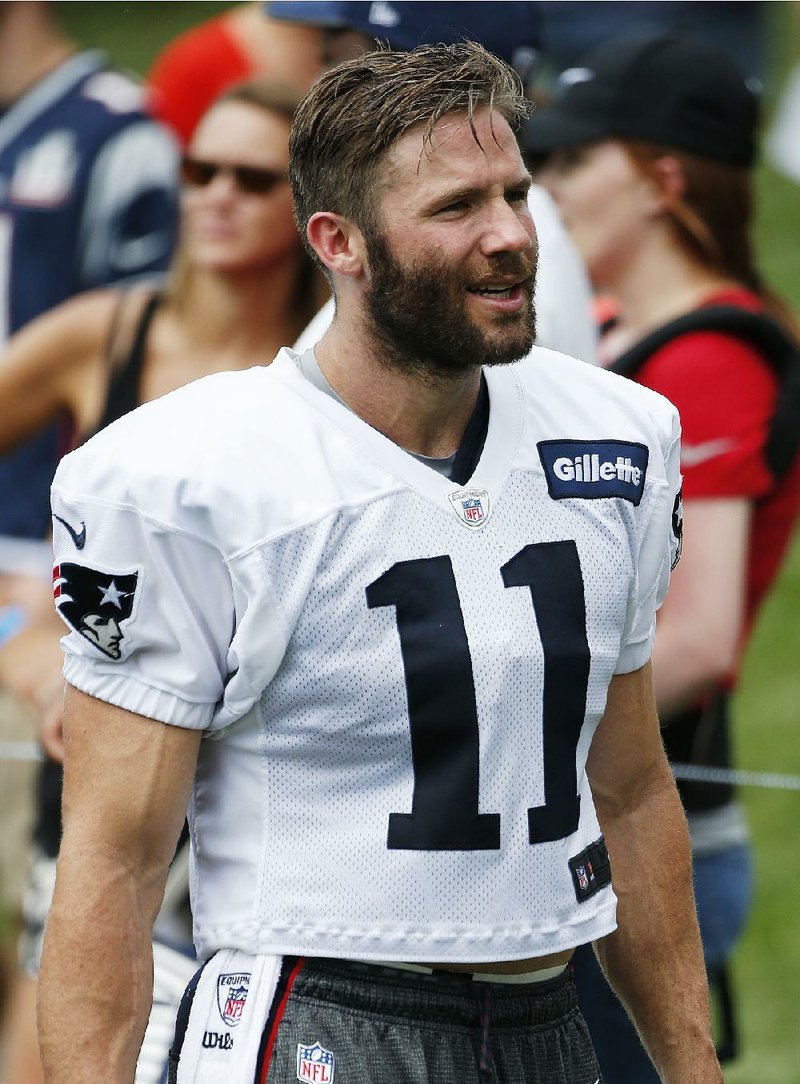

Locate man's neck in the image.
[0,5,74,104]
[315,318,482,460]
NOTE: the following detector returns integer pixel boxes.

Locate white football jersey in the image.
[51,347,681,964]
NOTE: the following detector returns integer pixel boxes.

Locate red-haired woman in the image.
[526,33,800,1081]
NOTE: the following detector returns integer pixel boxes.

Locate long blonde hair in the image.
[168,79,318,323]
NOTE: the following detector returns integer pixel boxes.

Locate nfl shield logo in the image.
[296,1040,335,1082]
[448,487,492,530]
[216,972,250,1027]
[576,865,589,892]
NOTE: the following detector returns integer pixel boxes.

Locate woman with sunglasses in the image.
[525,34,800,1081]
[0,78,326,1084]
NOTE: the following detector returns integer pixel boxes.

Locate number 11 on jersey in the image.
[366,541,590,851]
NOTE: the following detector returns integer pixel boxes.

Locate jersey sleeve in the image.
[615,400,683,674]
[638,331,777,499]
[77,118,179,288]
[51,475,253,732]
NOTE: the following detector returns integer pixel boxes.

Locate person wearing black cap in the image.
[527,32,800,1081]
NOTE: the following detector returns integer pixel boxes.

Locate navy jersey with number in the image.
[0,50,178,545]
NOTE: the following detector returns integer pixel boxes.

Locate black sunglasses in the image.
[181,156,288,195]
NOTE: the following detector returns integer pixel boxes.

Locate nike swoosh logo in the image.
[680,438,735,468]
[53,514,86,550]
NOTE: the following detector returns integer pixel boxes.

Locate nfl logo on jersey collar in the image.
[448,487,491,529]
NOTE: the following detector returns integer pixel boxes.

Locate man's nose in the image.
[480,201,535,257]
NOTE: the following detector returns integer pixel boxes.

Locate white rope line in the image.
[671,763,800,792]
[0,740,43,762]
[2,740,800,791]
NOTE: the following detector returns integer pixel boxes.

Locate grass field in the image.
[30,3,800,1081]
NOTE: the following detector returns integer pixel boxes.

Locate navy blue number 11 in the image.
[366,541,590,851]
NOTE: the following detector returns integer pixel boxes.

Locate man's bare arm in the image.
[586,663,722,1082]
[38,684,201,1084]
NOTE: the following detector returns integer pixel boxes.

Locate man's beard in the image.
[362,230,537,382]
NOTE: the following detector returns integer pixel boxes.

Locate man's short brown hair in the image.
[289,41,531,262]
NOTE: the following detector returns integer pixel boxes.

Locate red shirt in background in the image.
[634,287,800,646]
[147,15,255,147]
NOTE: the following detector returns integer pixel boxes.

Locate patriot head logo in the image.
[53,562,139,660]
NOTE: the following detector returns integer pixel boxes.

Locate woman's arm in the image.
[652,497,751,721]
[0,289,119,453]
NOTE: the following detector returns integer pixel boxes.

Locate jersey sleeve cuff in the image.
[614,635,654,675]
[63,654,216,730]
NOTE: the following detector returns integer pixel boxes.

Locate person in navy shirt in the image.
[0,1,178,555]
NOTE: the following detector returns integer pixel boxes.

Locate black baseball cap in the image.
[523,33,760,167]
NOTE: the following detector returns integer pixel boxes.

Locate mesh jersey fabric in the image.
[52,347,681,964]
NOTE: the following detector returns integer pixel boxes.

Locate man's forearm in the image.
[596,764,722,1082]
[38,851,158,1084]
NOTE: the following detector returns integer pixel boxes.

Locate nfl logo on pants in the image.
[296,1040,335,1082]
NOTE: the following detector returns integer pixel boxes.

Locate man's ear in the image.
[306,212,367,279]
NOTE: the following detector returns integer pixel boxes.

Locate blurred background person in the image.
[765,2,800,184]
[267,0,599,364]
[0,78,326,1084]
[0,0,178,560]
[525,33,800,1081]
[0,0,178,1052]
[147,1,324,145]
[536,1,766,91]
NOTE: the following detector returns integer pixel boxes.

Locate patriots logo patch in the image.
[53,562,140,660]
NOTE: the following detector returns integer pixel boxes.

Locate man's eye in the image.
[507,188,529,205]
[438,200,468,214]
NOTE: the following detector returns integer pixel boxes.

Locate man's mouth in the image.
[465,278,530,309]
[469,285,517,299]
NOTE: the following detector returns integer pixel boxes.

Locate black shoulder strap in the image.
[94,291,162,437]
[610,306,800,480]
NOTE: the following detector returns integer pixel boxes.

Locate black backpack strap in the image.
[610,306,800,480]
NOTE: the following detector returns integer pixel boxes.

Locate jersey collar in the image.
[269,348,525,514]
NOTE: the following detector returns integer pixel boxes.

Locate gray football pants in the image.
[259,957,602,1084]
